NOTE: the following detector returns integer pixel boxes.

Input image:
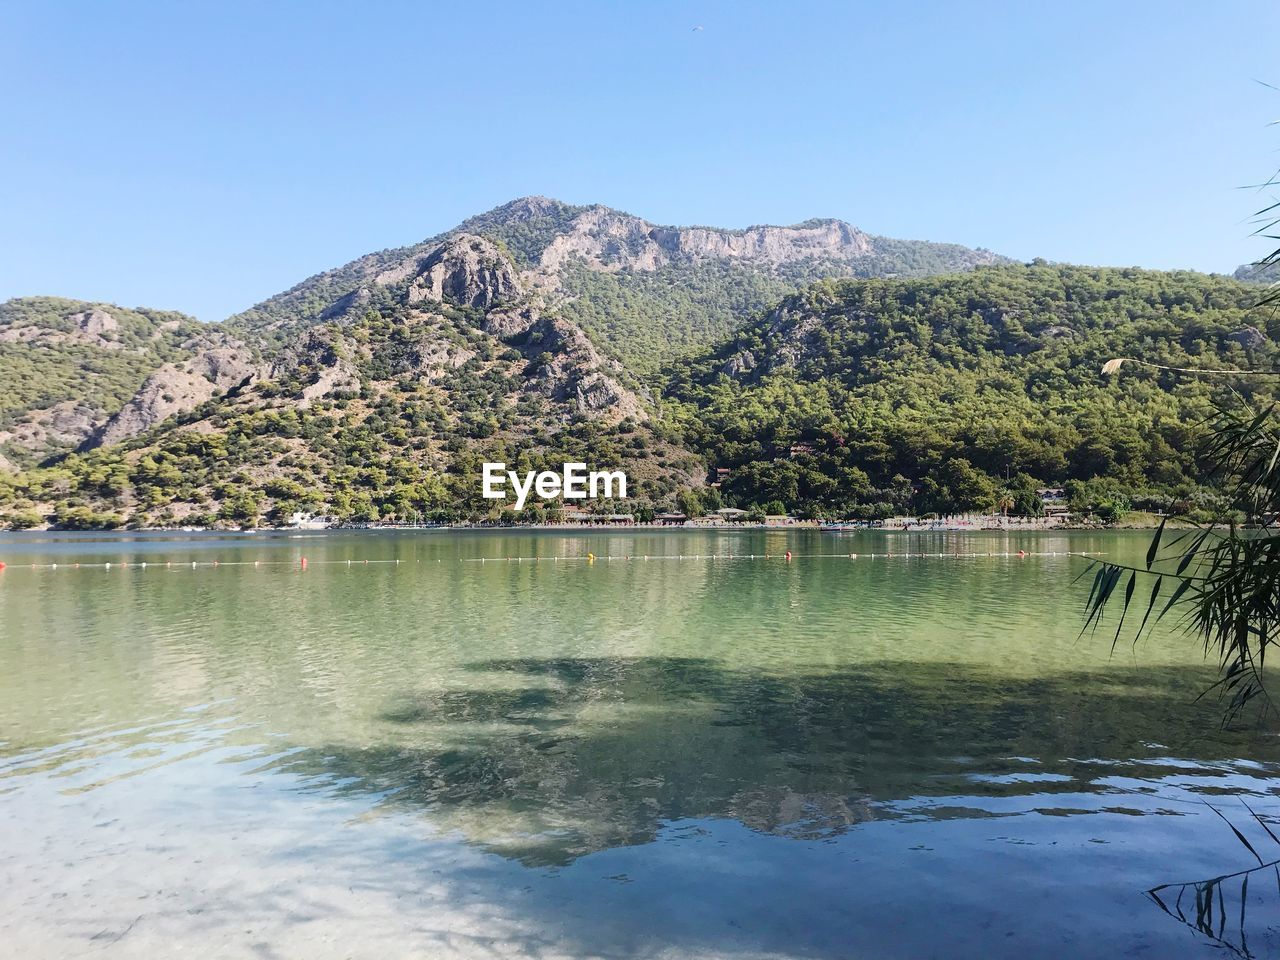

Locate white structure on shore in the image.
[287,512,331,530]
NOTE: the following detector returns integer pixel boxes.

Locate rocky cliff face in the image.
[88,334,260,448]
[1227,325,1269,349]
[0,307,124,350]
[495,200,1001,280]
[379,234,523,309]
[659,219,874,263]
[482,308,646,422]
[227,196,1009,340]
[537,205,880,273]
[267,329,362,407]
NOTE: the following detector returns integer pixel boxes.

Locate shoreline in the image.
[2,519,1171,536]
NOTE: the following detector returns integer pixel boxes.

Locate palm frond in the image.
[1083,402,1280,723]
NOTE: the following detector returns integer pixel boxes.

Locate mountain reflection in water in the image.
[266,656,1277,867]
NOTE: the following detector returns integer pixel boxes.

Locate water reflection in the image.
[1146,800,1280,958]
[4,531,1280,957]
[265,656,1280,865]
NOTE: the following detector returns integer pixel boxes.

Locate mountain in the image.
[3,200,1272,529]
[227,196,1010,373]
[0,232,706,528]
[0,197,1006,475]
[0,297,203,469]
[665,263,1278,517]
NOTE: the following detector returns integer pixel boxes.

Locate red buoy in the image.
[785,551,792,561]
[300,557,308,569]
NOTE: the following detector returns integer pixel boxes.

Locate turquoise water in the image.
[1,529,1277,958]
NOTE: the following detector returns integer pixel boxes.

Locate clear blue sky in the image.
[1,1,1277,320]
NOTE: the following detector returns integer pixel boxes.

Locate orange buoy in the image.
[0,561,6,570]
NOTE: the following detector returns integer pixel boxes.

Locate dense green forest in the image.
[556,258,822,374]
[663,264,1278,519]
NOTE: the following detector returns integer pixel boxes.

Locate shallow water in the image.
[1,529,1278,958]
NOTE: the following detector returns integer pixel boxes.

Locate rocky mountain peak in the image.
[488,195,569,222]
[378,234,522,310]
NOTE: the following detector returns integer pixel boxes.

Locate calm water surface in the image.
[1,529,1278,958]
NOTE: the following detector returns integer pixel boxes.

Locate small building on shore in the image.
[288,512,330,530]
[1037,488,1070,517]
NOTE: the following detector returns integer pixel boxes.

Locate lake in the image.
[1,529,1277,958]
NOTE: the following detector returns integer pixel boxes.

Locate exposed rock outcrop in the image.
[517,315,647,422]
[319,286,372,323]
[533,203,985,276]
[1227,325,1268,349]
[379,234,522,310]
[722,350,757,376]
[651,219,872,264]
[268,329,361,406]
[72,308,119,337]
[0,401,101,463]
[1038,325,1078,340]
[0,307,124,350]
[87,335,260,449]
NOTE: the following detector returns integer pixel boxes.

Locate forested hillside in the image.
[664,264,1277,519]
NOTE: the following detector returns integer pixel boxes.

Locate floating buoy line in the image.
[0,550,1104,573]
